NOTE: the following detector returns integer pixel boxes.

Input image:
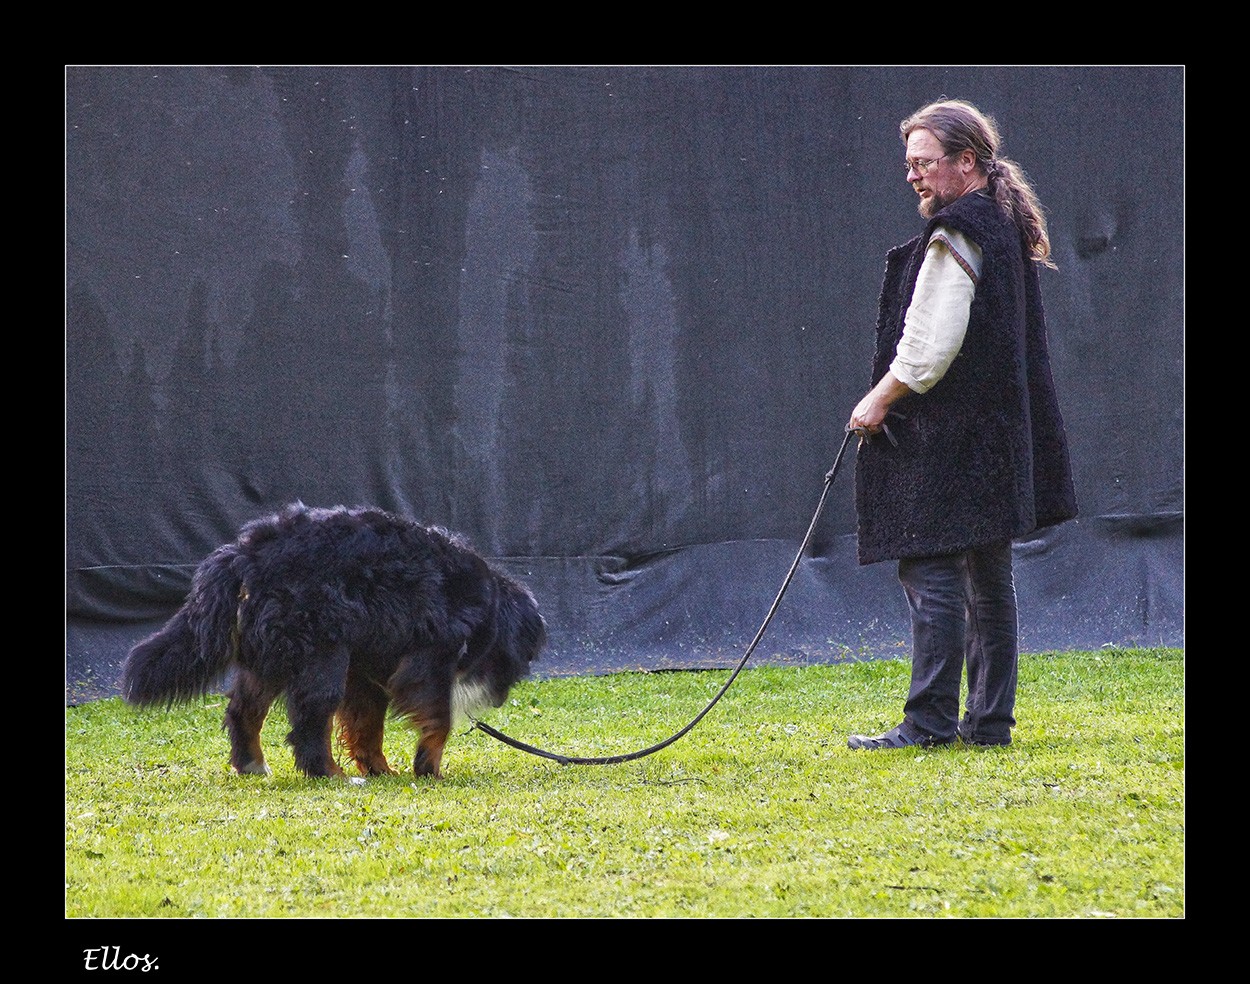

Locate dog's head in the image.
[452,568,546,718]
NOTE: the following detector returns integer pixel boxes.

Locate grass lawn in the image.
[66,647,1183,929]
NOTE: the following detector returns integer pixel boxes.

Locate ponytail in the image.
[986,157,1057,270]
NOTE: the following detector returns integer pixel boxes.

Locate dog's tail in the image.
[121,544,245,706]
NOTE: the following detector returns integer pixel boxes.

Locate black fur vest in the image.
[853,189,1077,564]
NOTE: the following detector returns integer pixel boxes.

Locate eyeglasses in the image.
[905,154,949,175]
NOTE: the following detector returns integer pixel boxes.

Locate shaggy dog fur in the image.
[121,503,547,779]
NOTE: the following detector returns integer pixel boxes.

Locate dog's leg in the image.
[338,665,396,776]
[389,655,454,779]
[410,709,450,779]
[225,668,280,776]
[284,643,349,778]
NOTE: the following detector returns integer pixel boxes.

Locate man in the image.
[845,99,1077,750]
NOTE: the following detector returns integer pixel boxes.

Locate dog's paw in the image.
[352,756,396,777]
[412,745,444,779]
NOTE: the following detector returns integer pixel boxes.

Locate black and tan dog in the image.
[121,503,546,779]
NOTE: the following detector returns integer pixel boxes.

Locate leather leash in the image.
[470,426,860,766]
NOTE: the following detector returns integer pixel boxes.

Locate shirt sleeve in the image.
[889,226,983,394]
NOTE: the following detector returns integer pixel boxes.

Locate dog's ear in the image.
[457,574,501,669]
[495,578,546,666]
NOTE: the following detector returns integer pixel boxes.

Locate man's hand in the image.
[848,371,912,435]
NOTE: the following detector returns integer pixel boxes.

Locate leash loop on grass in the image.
[470,428,859,766]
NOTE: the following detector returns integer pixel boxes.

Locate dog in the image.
[120,502,547,779]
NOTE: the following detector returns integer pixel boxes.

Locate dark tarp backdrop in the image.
[65,66,1184,704]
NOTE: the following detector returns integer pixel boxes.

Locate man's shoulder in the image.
[933,191,1013,249]
[938,189,998,223]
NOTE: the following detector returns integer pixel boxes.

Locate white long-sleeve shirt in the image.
[889,226,983,394]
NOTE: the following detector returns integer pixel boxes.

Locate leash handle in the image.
[474,427,858,766]
[843,409,904,451]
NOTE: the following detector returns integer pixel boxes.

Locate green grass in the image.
[65,648,1183,919]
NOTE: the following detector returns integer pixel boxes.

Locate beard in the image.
[917,187,953,219]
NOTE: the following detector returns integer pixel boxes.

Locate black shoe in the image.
[956,727,1011,747]
[846,725,953,751]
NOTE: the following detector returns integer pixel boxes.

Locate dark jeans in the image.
[897,541,1018,744]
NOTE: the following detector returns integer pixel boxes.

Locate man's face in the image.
[905,128,966,219]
